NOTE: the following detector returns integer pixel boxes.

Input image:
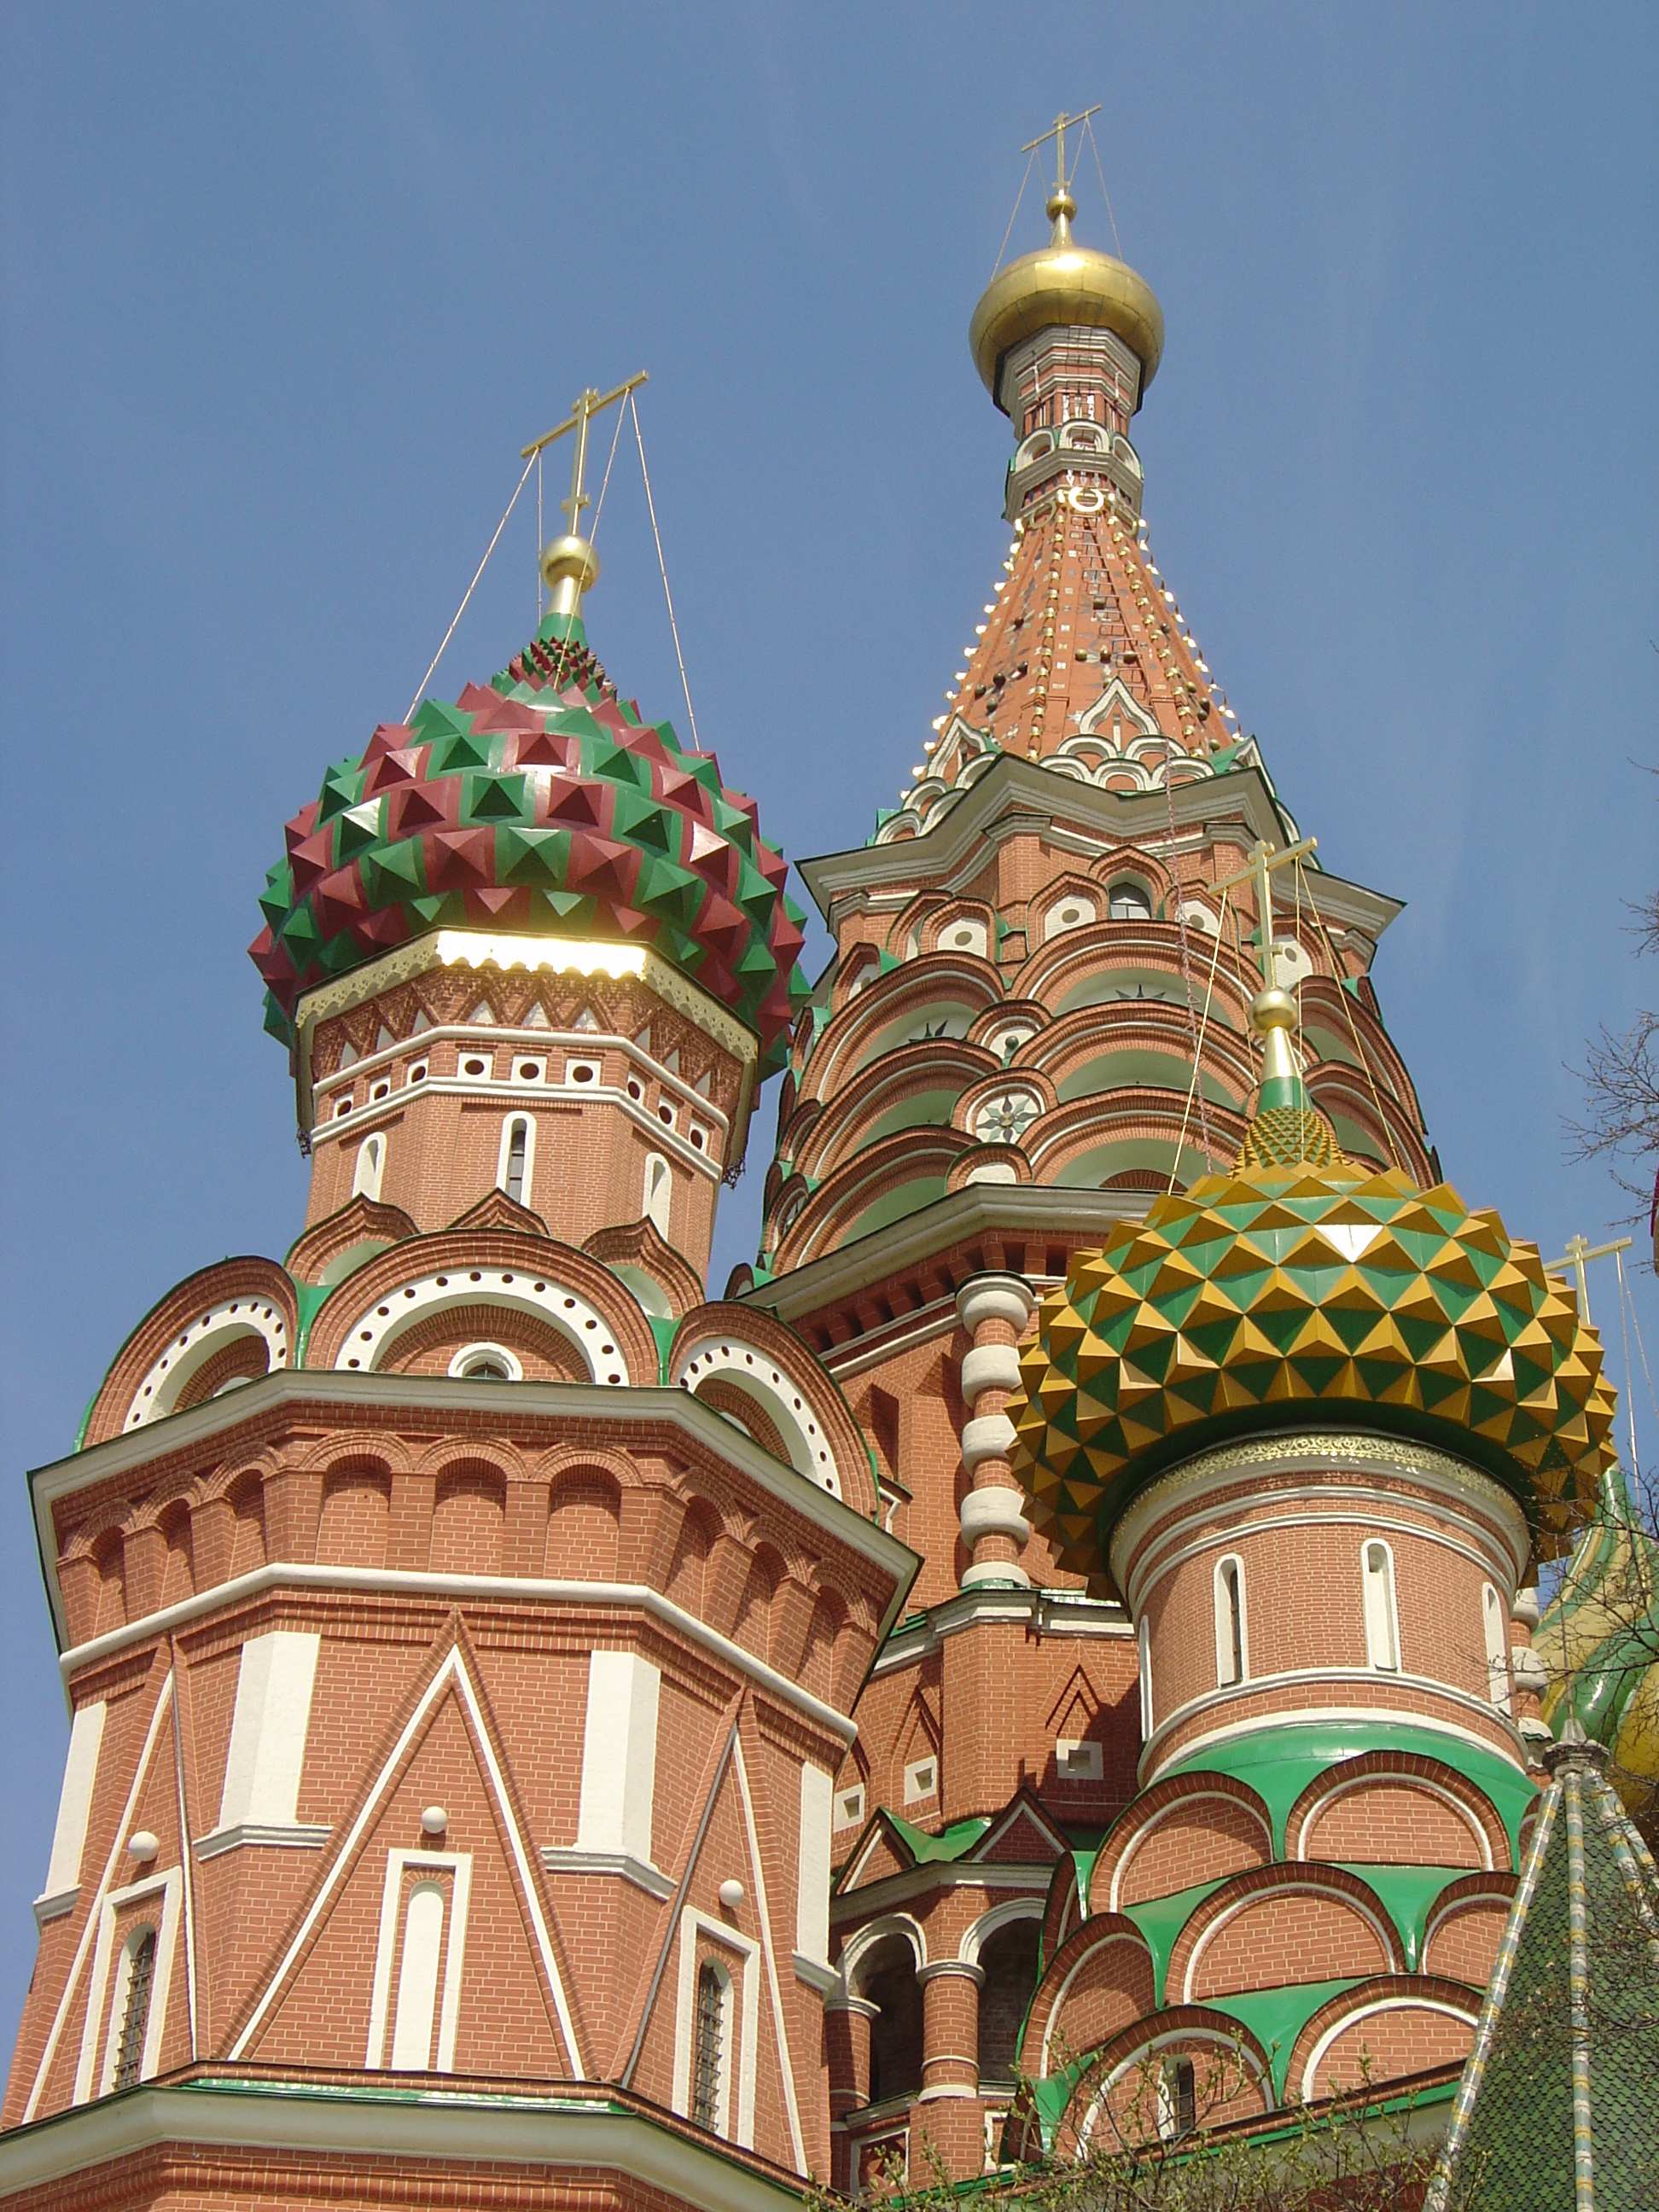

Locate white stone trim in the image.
[955,1276,1034,1336]
[731,1734,806,2174]
[1111,1441,1529,1604]
[365,1848,473,2071]
[1140,1701,1528,1792]
[1040,1928,1155,2075]
[1298,1994,1475,2103]
[57,1563,864,1744]
[193,1822,331,1860]
[1107,1789,1273,1912]
[216,1630,320,1833]
[540,1847,674,1899]
[958,1895,1044,1969]
[227,1645,583,2076]
[42,1700,105,1902]
[672,1337,841,1494]
[672,1908,760,2149]
[1290,1771,1493,1870]
[1180,1876,1400,2004]
[23,1673,176,2125]
[961,1343,1021,1399]
[0,2084,810,2212]
[961,1412,1017,1473]
[124,1300,290,1431]
[74,1864,182,2103]
[333,1268,629,1384]
[959,1486,1031,1545]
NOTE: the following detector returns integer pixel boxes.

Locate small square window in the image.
[512,1057,545,1085]
[657,1101,677,1130]
[406,1060,428,1086]
[460,1053,492,1080]
[335,1094,354,1119]
[834,1784,865,1831]
[903,1756,937,1805]
[565,1059,600,1086]
[689,1123,708,1152]
[370,1079,391,1103]
[1056,1738,1103,1782]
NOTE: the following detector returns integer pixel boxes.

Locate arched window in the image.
[113,1926,157,2091]
[1362,1540,1400,1672]
[448,1342,521,1382]
[499,1116,531,1205]
[691,1958,730,2133]
[644,1153,672,1236]
[1214,1556,1247,1686]
[1108,881,1152,922]
[1156,2054,1196,2140]
[860,1936,923,2104]
[1482,1582,1511,1711]
[1138,1615,1154,1738]
[351,1132,386,1202]
[977,1918,1041,2083]
[390,1882,445,2070]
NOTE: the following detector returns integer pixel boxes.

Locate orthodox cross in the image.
[1212,835,1318,989]
[521,371,649,536]
[1022,106,1100,197]
[1546,1233,1633,1326]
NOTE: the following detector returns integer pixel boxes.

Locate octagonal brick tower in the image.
[3,508,917,2212]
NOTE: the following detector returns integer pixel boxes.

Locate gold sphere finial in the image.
[1045,184,1076,245]
[539,534,600,619]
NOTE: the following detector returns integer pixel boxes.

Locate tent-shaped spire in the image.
[1426,1729,1659,2210]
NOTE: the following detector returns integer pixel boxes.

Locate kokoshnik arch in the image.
[3,119,1644,2212]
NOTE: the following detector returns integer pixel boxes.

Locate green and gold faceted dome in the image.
[1010,1016,1616,1590]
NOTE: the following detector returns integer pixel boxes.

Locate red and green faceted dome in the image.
[250,614,810,1074]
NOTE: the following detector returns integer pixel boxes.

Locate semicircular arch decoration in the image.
[333,1267,630,1384]
[668,1303,877,1516]
[86,1257,300,1446]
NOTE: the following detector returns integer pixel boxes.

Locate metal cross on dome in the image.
[1213,835,1318,991]
[1022,106,1101,198]
[521,371,649,536]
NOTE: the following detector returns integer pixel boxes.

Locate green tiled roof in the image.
[1427,1736,1659,2210]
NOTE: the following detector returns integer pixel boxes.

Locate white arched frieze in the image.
[333,1270,630,1385]
[125,1300,291,1430]
[672,1339,841,1497]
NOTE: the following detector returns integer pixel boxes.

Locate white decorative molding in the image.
[960,1413,1018,1474]
[193,1823,331,1861]
[959,1487,1031,1545]
[540,1847,674,1901]
[955,1275,1035,1336]
[74,1865,183,2104]
[365,1848,473,2072]
[32,1885,79,1930]
[961,1344,1022,1399]
[333,1268,629,1383]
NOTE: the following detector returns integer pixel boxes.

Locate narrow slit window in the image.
[644,1153,672,1236]
[352,1132,386,1202]
[1363,1540,1400,1672]
[1138,1615,1154,1738]
[113,1927,156,2091]
[691,1959,726,2132]
[1157,2054,1196,2140]
[504,1119,527,1204]
[1482,1582,1511,1712]
[1214,1556,1246,1686]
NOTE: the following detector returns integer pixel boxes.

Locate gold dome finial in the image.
[521,370,649,620]
[970,110,1164,410]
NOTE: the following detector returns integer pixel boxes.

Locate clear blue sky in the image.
[3,3,1656,2063]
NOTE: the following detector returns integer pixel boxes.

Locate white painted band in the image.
[961,1412,1018,1471]
[959,1487,1032,1545]
[961,1344,1022,1400]
[956,1277,1035,1335]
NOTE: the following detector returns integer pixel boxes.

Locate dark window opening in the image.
[862,1936,923,2105]
[1159,2054,1196,2140]
[691,1960,725,2130]
[114,1929,157,2091]
[505,1120,527,1203]
[977,1918,1042,2084]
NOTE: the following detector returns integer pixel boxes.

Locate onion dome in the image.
[969,183,1165,410]
[1010,991,1617,1590]
[249,606,810,1075]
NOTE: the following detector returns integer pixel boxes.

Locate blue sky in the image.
[3,3,1656,2062]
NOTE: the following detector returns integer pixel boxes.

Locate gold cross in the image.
[1213,836,1318,990]
[1022,106,1101,197]
[521,371,649,535]
[1547,1234,1632,1324]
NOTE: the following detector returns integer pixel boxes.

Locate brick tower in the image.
[0,413,917,2212]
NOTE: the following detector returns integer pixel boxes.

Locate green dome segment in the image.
[249,623,810,1075]
[1010,1155,1618,1592]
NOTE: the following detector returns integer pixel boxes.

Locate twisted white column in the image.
[955,1273,1035,1588]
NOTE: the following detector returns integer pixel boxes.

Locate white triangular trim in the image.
[1077,676,1161,741]
[24,1673,175,2123]
[839,1813,912,1893]
[226,1645,582,2074]
[731,1735,806,2174]
[969,1794,1068,1864]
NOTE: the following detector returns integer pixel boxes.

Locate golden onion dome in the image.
[969,188,1165,411]
[1007,1034,1617,1594]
